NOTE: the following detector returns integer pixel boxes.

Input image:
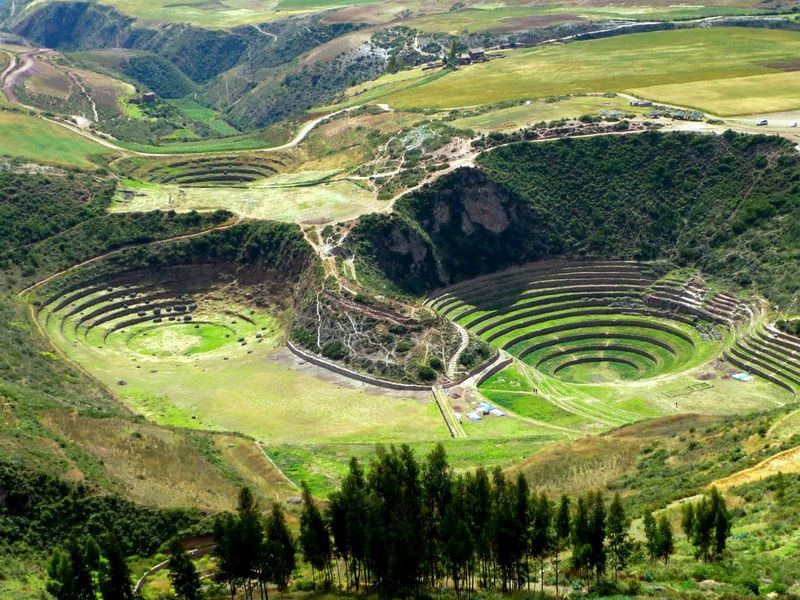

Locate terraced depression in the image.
[429,260,795,431]
[36,265,446,445]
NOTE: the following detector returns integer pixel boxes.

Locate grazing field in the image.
[168,98,240,136]
[405,4,773,34]
[92,0,292,26]
[112,172,382,224]
[628,71,800,116]
[450,95,649,132]
[270,435,564,496]
[0,110,113,167]
[373,28,800,115]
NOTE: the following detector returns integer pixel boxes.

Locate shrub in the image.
[322,341,346,360]
[417,365,437,382]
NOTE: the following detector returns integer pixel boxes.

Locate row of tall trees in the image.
[45,444,732,599]
[212,487,297,600]
[298,444,731,598]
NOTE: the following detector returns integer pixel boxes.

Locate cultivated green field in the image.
[628,71,800,117]
[363,28,800,116]
[0,111,114,167]
[88,0,788,29]
[450,95,649,132]
[112,171,383,224]
[405,4,776,34]
[168,98,240,136]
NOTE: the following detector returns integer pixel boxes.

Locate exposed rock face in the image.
[347,167,546,293]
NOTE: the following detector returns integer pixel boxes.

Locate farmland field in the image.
[0,110,114,167]
[112,172,383,224]
[371,28,800,115]
[86,0,787,28]
[450,95,650,131]
[405,4,775,34]
[169,98,240,136]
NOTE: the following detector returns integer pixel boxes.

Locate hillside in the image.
[3,0,800,596]
[349,131,799,308]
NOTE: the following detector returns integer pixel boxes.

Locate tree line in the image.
[205,444,732,599]
[45,443,732,599]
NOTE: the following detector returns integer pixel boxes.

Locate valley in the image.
[0,0,799,598]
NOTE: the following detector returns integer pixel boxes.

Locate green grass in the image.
[111,174,383,224]
[406,5,782,34]
[628,71,800,116]
[40,294,448,445]
[277,0,375,10]
[374,28,800,116]
[269,435,559,496]
[0,111,114,167]
[94,0,292,26]
[451,95,647,132]
[169,98,240,136]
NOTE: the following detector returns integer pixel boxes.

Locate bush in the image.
[417,365,437,382]
[322,340,347,360]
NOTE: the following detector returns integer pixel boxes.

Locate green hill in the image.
[349,131,799,308]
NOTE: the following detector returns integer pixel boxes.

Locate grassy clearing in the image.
[94,0,292,26]
[277,0,375,10]
[451,95,647,132]
[269,435,559,496]
[375,28,800,115]
[168,98,239,136]
[111,174,383,224]
[628,71,800,116]
[0,111,113,167]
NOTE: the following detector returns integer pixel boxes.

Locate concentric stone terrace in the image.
[429,261,737,384]
[37,266,277,361]
[725,325,800,396]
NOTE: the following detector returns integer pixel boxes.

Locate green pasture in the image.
[451,95,647,132]
[111,173,383,224]
[406,4,774,34]
[277,0,376,11]
[0,111,114,167]
[269,435,561,496]
[628,71,800,117]
[115,131,288,154]
[94,0,291,26]
[169,98,240,136]
[370,28,800,116]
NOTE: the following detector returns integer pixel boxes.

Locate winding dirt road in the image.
[0,48,369,160]
[1,48,51,104]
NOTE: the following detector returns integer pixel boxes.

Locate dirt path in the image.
[67,70,99,122]
[1,48,51,104]
[254,441,300,490]
[251,23,277,40]
[16,218,242,297]
[447,323,470,379]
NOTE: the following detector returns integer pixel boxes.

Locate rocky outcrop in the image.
[348,167,547,293]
